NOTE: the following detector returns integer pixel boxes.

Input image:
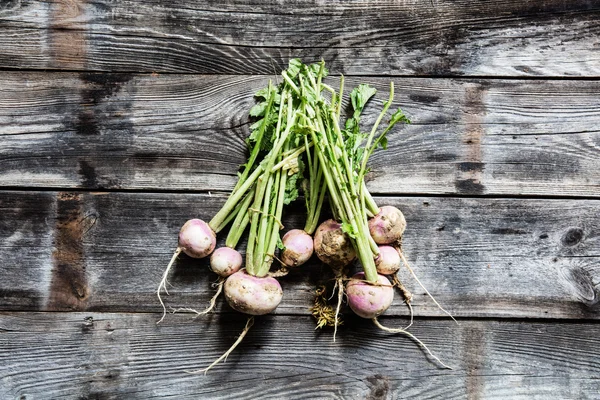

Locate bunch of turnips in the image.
[157,59,454,372]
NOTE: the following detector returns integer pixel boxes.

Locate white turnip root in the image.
[368,206,406,245]
[346,272,394,319]
[210,247,243,278]
[375,245,401,275]
[157,218,217,324]
[173,246,242,319]
[281,229,314,267]
[372,318,452,369]
[224,269,283,315]
[313,219,356,269]
[313,219,357,341]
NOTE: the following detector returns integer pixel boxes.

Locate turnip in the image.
[210,247,243,277]
[313,219,356,269]
[284,65,410,339]
[312,219,357,340]
[369,206,407,245]
[346,272,394,319]
[347,272,451,369]
[171,246,243,319]
[374,245,401,275]
[188,76,308,373]
[281,229,314,267]
[157,219,216,323]
[224,269,283,315]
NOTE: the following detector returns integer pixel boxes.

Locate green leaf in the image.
[255,87,271,100]
[341,222,357,239]
[308,63,328,78]
[249,102,267,117]
[350,84,377,115]
[277,236,286,251]
[389,108,410,125]
[283,157,305,205]
[287,58,302,78]
[378,135,388,150]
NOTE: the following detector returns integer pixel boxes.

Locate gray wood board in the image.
[1,190,598,319]
[0,311,599,399]
[1,73,599,197]
[0,0,599,76]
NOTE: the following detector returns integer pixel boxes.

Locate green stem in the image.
[213,191,247,234]
[304,172,326,235]
[336,75,345,120]
[225,187,255,248]
[254,169,276,269]
[232,81,276,194]
[363,181,379,216]
[259,159,288,277]
[209,165,263,231]
[271,144,308,172]
[358,83,394,186]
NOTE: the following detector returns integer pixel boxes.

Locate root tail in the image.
[157,247,182,324]
[185,317,255,374]
[171,277,225,318]
[372,317,452,370]
[391,275,414,330]
[398,251,458,325]
[333,276,344,342]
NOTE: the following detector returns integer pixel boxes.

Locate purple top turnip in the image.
[368,206,406,245]
[224,270,283,315]
[313,219,356,269]
[374,245,401,275]
[281,229,314,267]
[210,247,243,277]
[346,272,394,319]
[178,219,216,258]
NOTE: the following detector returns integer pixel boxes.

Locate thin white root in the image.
[372,317,452,370]
[398,251,458,325]
[333,276,344,342]
[406,301,414,330]
[157,247,182,324]
[171,278,225,318]
[185,317,255,374]
[391,275,414,330]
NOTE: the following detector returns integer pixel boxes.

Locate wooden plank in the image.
[0,312,598,399]
[1,73,599,197]
[1,190,599,319]
[0,0,599,76]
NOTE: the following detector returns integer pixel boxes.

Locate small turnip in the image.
[368,206,406,245]
[178,218,216,258]
[346,272,394,319]
[210,247,243,277]
[224,270,283,315]
[313,219,356,269]
[281,229,314,267]
[375,245,401,275]
[157,218,217,324]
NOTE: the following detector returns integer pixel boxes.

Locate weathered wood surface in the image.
[0,0,599,76]
[0,312,599,399]
[1,73,599,197]
[2,0,600,397]
[1,190,598,319]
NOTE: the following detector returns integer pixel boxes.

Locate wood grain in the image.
[0,0,599,76]
[1,190,598,319]
[0,312,598,399]
[1,73,599,197]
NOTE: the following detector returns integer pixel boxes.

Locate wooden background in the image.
[1,1,599,399]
